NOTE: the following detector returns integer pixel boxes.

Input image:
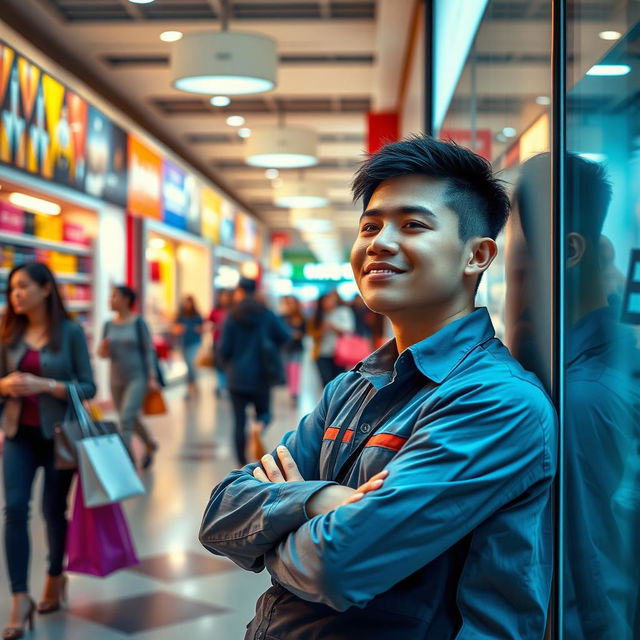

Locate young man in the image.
[200,137,557,639]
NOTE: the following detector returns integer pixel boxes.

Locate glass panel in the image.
[562,2,640,638]
[437,0,554,389]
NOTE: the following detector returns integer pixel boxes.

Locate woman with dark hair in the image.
[208,289,233,397]
[0,262,96,639]
[174,295,203,396]
[97,285,159,469]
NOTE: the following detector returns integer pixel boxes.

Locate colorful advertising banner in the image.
[85,105,128,207]
[162,159,188,230]
[127,135,162,219]
[0,43,87,190]
[235,211,258,255]
[201,185,221,243]
[184,173,201,235]
[220,199,236,248]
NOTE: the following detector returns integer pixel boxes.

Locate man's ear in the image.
[567,232,586,268]
[463,237,498,278]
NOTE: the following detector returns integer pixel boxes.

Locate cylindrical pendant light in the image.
[171,31,277,95]
[245,127,318,168]
[274,181,329,208]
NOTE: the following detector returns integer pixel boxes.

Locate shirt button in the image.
[360,423,371,433]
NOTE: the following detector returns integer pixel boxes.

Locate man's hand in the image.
[253,446,304,483]
[306,469,389,517]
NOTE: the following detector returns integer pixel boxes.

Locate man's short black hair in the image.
[352,135,510,241]
[238,277,257,294]
[115,285,136,309]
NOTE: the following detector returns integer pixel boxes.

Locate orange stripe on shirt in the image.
[323,427,355,443]
[365,433,407,452]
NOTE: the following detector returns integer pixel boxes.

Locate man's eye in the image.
[403,221,428,229]
[361,223,379,232]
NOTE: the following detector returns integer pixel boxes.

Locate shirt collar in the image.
[358,307,496,384]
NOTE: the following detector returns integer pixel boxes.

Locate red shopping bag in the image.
[334,334,373,369]
[65,475,139,577]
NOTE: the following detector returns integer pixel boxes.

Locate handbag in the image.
[334,333,372,369]
[66,475,139,576]
[143,389,167,416]
[65,385,145,507]
[53,385,120,470]
[195,334,214,368]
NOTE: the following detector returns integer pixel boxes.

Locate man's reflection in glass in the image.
[509,153,640,639]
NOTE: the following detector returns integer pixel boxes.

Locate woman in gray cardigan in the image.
[0,262,96,639]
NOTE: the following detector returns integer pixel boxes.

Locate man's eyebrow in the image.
[360,206,438,220]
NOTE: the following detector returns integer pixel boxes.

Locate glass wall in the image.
[436,1,640,637]
[562,2,640,638]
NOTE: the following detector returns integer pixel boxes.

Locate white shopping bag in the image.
[77,434,145,507]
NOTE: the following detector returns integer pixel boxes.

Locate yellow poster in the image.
[41,73,66,178]
[201,186,221,243]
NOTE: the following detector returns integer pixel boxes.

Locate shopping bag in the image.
[334,334,372,369]
[143,389,167,415]
[66,476,139,577]
[77,434,145,507]
[195,335,214,368]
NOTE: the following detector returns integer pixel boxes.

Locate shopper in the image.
[174,294,203,396]
[200,136,557,639]
[280,295,306,405]
[208,289,233,397]
[97,285,159,469]
[314,290,355,388]
[219,278,290,466]
[0,262,96,639]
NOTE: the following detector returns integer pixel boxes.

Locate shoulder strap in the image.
[102,321,111,340]
[334,376,425,484]
[134,316,149,375]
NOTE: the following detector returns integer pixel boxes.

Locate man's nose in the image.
[368,225,399,254]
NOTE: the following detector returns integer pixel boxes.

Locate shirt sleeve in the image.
[271,312,292,346]
[67,323,97,400]
[264,380,556,611]
[198,375,347,571]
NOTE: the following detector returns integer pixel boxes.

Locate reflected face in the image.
[350,175,468,318]
[10,270,50,315]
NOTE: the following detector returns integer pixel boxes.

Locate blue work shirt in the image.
[200,308,558,639]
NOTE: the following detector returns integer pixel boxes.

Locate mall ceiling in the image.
[1,0,418,258]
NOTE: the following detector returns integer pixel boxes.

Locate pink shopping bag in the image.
[334,334,373,369]
[65,475,139,577]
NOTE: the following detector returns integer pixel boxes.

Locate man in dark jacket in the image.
[220,277,290,465]
[201,137,557,639]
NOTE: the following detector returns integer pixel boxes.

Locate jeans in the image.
[229,389,271,466]
[3,426,74,593]
[183,343,199,384]
[110,377,154,451]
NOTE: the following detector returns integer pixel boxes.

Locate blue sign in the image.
[162,159,188,230]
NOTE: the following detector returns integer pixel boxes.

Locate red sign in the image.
[0,201,25,233]
[368,112,399,154]
[439,129,492,161]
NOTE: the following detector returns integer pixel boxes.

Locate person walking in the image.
[0,262,96,639]
[208,289,232,397]
[174,295,203,397]
[97,285,159,469]
[280,296,306,405]
[219,278,290,466]
[314,290,355,388]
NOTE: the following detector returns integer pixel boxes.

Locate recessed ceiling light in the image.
[536,95,551,106]
[274,181,329,208]
[502,127,517,138]
[210,96,231,107]
[9,192,61,216]
[149,237,166,249]
[238,127,252,138]
[226,115,245,127]
[160,31,183,43]
[128,0,155,4]
[599,30,622,41]
[245,126,318,168]
[265,169,279,179]
[586,64,631,76]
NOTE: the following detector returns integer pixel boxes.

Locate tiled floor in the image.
[0,355,322,638]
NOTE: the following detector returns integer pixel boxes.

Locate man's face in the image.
[350,175,470,318]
